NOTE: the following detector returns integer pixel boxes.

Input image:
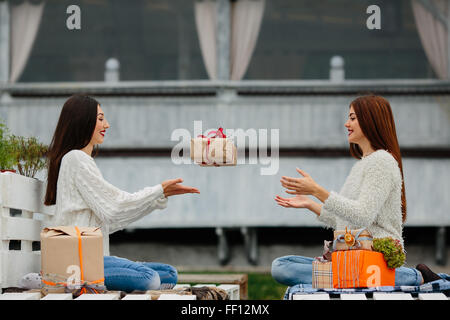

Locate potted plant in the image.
[0,120,16,173]
[9,134,49,178]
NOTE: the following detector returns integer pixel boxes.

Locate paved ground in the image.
[110,243,450,274]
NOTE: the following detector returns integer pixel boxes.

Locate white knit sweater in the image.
[46,150,168,256]
[318,149,404,247]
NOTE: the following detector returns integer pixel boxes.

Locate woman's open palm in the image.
[162,178,200,197]
[275,194,311,209]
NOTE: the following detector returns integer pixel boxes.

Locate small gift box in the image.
[332,250,395,288]
[312,259,333,289]
[333,227,373,251]
[190,127,237,166]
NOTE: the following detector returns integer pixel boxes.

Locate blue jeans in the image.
[104,256,178,292]
[271,255,448,287]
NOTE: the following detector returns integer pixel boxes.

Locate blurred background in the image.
[0,0,449,298]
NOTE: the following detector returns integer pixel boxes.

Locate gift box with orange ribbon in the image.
[331,249,395,288]
[40,226,106,296]
[190,127,237,166]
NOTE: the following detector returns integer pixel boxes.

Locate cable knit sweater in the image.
[46,149,168,256]
[318,149,404,247]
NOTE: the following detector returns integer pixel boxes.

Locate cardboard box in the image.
[333,228,373,251]
[40,226,104,288]
[190,138,237,166]
[312,260,333,288]
[332,250,395,288]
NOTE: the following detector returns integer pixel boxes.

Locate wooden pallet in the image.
[178,273,247,300]
[0,283,240,300]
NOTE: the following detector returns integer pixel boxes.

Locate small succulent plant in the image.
[372,237,406,269]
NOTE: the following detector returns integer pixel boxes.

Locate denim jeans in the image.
[104,256,178,292]
[271,255,447,287]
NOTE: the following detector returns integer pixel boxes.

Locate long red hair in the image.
[349,95,407,223]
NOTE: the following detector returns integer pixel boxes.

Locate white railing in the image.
[0,172,54,289]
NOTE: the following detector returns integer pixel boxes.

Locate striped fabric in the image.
[312,260,333,289]
[284,279,450,300]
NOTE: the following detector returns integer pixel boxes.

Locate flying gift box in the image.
[190,127,237,166]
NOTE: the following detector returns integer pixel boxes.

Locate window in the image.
[21,0,207,82]
[20,0,434,82]
[245,0,433,79]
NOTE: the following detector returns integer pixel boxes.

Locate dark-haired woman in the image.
[44,94,200,292]
[272,95,448,287]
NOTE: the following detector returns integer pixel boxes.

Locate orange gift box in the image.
[332,250,395,288]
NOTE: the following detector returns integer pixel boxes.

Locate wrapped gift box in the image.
[332,250,395,288]
[312,260,333,289]
[190,137,237,166]
[333,228,373,251]
[40,226,105,295]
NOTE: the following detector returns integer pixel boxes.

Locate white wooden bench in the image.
[0,283,240,300]
[2,171,448,301]
[0,172,241,300]
[0,172,54,289]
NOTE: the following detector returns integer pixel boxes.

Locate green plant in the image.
[9,134,49,178]
[372,237,406,269]
[0,120,16,171]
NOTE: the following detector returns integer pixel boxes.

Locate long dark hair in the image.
[44,94,99,205]
[349,95,407,223]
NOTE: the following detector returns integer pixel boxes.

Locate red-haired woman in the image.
[272,95,447,287]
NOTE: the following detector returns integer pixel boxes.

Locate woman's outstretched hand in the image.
[162,178,200,197]
[280,168,330,203]
[274,194,312,209]
[280,168,318,196]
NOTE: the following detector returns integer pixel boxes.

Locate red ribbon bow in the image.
[198,127,226,139]
[198,127,226,164]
